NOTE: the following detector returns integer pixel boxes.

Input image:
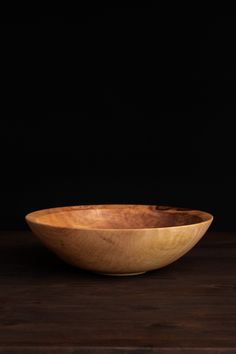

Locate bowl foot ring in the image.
[97,271,146,276]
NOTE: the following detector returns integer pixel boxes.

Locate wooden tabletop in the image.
[0,231,235,354]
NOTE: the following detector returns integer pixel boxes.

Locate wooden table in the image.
[0,231,235,353]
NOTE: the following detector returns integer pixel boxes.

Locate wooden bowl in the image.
[25,205,213,276]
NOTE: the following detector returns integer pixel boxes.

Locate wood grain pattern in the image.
[0,231,235,353]
[25,205,213,275]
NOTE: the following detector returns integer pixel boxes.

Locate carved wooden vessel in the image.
[26,205,213,276]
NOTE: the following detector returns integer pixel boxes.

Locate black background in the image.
[1,10,235,230]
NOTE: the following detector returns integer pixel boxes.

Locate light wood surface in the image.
[26,205,213,275]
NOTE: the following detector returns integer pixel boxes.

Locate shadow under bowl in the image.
[26,204,213,276]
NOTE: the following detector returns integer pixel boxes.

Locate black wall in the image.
[1,11,235,230]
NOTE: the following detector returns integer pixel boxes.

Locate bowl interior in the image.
[26,205,212,229]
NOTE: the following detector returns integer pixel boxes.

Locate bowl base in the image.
[98,271,146,276]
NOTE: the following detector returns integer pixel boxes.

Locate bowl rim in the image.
[25,204,214,231]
